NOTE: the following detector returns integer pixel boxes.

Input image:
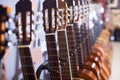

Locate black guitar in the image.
[43,0,62,80]
[15,0,37,80]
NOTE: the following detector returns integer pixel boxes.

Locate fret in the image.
[48,57,58,62]
[20,57,33,65]
[48,55,60,61]
[21,66,35,73]
[59,53,70,57]
[19,56,32,58]
[23,73,37,75]
[66,25,79,78]
[67,42,76,48]
[57,30,72,80]
[22,74,37,80]
[59,48,68,53]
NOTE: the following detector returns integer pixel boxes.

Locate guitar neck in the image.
[66,24,80,78]
[15,0,37,79]
[73,22,84,68]
[57,29,72,80]
[80,22,89,62]
[18,46,37,80]
[81,22,91,55]
[46,34,61,80]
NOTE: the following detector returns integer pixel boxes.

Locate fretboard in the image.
[66,24,80,78]
[57,29,72,80]
[80,22,89,63]
[81,22,91,55]
[18,46,37,80]
[73,22,84,68]
[46,34,61,80]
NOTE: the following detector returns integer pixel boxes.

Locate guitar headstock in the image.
[15,0,33,45]
[83,0,90,17]
[84,0,89,16]
[57,0,70,29]
[43,0,57,33]
[65,0,74,23]
[73,0,79,21]
[57,0,65,29]
[86,0,90,13]
[0,5,11,59]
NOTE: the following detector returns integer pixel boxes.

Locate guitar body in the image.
[95,41,112,65]
[88,54,102,70]
[79,69,97,80]
[99,69,108,80]
[83,61,99,79]
[89,52,110,80]
[92,44,111,79]
[93,44,111,74]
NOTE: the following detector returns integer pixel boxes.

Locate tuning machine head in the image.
[43,0,57,33]
[15,0,34,45]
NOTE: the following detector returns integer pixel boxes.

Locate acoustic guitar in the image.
[43,0,62,79]
[56,0,74,79]
[16,0,38,79]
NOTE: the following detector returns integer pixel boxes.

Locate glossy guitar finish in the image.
[90,27,112,80]
[79,22,99,79]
